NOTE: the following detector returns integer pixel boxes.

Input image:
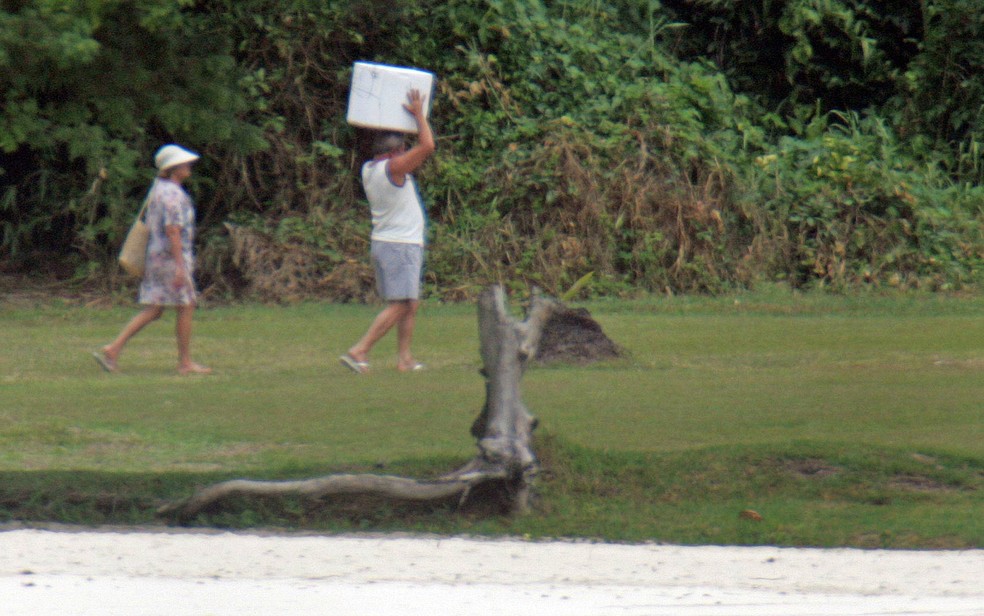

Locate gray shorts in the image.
[371,240,423,301]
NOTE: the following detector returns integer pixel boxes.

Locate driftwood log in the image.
[157,285,559,523]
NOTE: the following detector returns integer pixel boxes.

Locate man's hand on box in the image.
[403,89,427,118]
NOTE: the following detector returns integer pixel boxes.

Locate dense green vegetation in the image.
[1,292,981,546]
[1,0,982,298]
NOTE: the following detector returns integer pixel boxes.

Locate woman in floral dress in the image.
[93,144,212,375]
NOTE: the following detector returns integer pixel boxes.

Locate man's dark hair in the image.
[371,131,406,157]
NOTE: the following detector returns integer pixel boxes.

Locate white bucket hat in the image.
[154,144,200,171]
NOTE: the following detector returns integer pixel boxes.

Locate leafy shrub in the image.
[1,0,981,298]
[745,112,983,289]
[0,0,263,276]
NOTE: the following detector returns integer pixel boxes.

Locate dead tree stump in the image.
[157,285,558,523]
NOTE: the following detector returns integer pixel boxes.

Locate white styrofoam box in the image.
[346,62,435,133]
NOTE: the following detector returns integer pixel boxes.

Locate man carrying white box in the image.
[341,89,435,374]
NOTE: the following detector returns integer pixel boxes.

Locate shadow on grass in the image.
[0,457,517,534]
[1,437,981,548]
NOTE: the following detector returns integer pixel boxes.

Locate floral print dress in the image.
[138,178,198,306]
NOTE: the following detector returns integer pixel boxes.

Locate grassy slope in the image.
[0,288,981,546]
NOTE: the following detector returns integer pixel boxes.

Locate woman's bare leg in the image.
[102,305,165,366]
[176,304,210,374]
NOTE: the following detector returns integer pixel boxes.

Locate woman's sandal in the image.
[91,351,118,373]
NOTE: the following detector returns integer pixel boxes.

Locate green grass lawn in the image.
[1,287,982,547]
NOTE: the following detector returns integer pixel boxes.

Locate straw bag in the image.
[118,199,150,277]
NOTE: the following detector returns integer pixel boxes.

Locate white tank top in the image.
[362,160,425,245]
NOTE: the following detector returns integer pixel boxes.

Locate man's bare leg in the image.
[347,301,410,364]
[396,299,420,371]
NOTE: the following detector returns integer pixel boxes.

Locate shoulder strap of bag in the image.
[134,183,153,223]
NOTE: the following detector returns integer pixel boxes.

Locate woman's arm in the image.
[166,225,189,289]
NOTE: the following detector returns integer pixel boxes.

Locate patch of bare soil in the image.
[889,474,959,493]
[0,273,108,308]
[783,459,841,478]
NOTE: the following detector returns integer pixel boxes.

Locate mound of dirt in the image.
[535,305,621,364]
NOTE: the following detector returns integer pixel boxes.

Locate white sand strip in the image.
[1,529,981,615]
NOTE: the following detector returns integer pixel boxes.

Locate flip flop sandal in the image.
[340,354,370,374]
[92,351,118,373]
